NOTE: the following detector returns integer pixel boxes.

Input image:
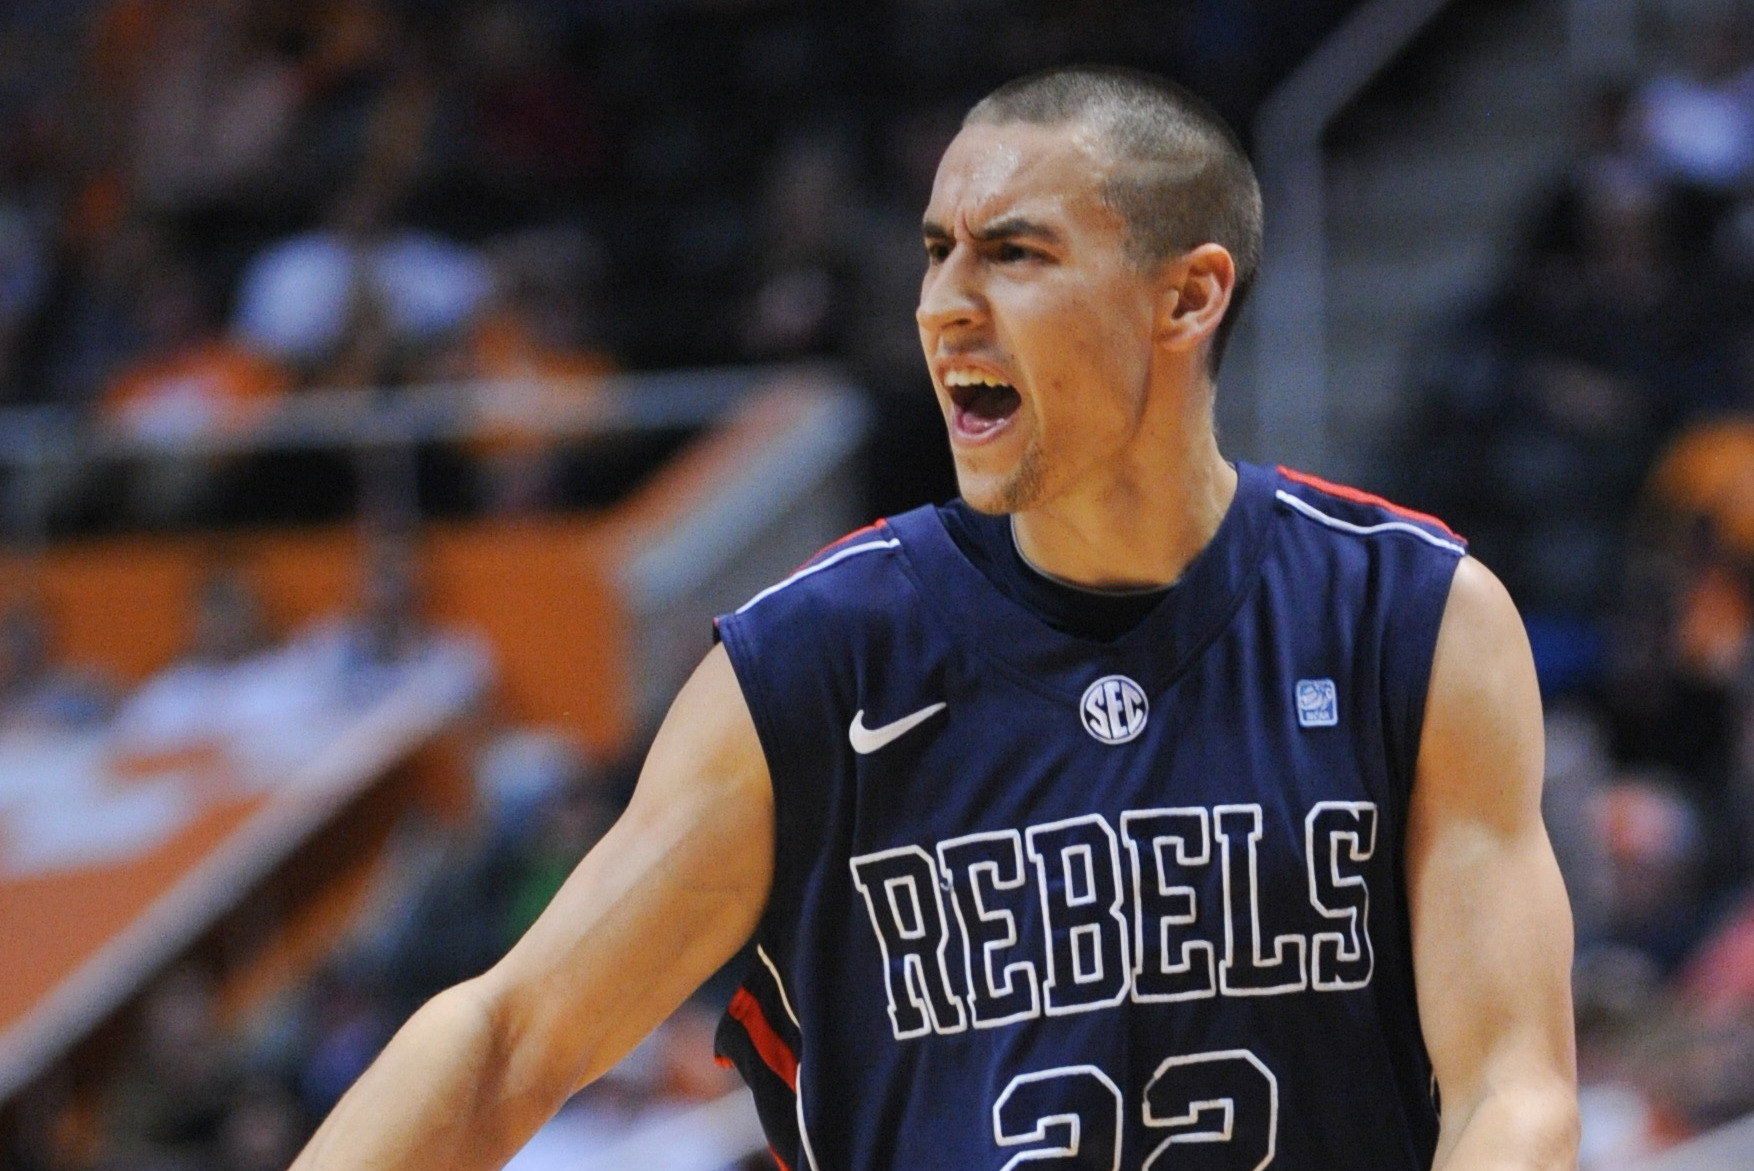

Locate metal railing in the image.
[0,363,828,547]
[1247,0,1639,474]
[1248,0,1457,475]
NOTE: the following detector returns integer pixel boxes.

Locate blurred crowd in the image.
[0,0,1358,528]
[0,533,751,1171]
[1,532,517,1171]
[1386,7,1754,1160]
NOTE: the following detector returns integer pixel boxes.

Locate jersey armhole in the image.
[713,616,799,881]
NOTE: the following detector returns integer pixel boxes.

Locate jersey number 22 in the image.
[993,1049,1276,1169]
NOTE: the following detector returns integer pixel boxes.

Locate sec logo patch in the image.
[1080,675,1148,744]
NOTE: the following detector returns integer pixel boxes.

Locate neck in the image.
[1010,417,1236,591]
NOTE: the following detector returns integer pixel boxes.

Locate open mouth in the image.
[945,373,1021,436]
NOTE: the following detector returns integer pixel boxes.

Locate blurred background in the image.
[0,0,1751,1168]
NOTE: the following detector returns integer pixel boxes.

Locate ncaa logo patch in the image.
[1295,678,1339,727]
[1080,675,1148,744]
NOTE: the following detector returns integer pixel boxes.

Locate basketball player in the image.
[290,67,1578,1169]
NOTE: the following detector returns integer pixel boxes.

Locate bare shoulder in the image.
[1414,556,1545,830]
[627,642,771,819]
[1430,556,1539,712]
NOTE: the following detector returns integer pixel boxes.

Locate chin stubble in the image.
[992,436,1047,513]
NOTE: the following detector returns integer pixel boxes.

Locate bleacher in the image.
[0,366,865,1170]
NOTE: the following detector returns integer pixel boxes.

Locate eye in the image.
[995,242,1033,263]
[924,240,951,264]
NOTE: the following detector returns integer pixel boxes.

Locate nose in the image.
[916,246,984,335]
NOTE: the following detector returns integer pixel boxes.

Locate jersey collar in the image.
[892,460,1277,698]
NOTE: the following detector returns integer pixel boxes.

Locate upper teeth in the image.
[943,370,1009,387]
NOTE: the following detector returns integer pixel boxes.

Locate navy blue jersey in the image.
[713,461,1466,1171]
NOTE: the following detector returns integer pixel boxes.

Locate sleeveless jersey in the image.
[713,461,1466,1171]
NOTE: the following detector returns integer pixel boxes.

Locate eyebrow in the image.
[920,216,1064,246]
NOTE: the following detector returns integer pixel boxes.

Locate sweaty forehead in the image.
[925,120,1116,230]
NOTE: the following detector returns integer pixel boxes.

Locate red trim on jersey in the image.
[728,986,799,1091]
[770,1149,794,1171]
[1276,466,1463,541]
[794,520,888,573]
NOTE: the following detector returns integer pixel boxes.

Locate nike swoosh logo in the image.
[848,702,948,755]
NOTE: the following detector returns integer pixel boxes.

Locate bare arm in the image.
[290,643,773,1170]
[1410,558,1578,1170]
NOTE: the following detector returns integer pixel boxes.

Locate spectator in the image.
[1590,771,1710,971]
[377,726,598,1006]
[99,965,240,1171]
[739,131,861,360]
[1562,417,1754,1151]
[231,5,486,390]
[232,184,490,389]
[407,1,605,240]
[100,256,287,446]
[434,224,615,513]
[0,599,113,731]
[491,738,611,943]
[30,208,169,410]
[215,1074,307,1171]
[287,532,440,705]
[105,564,290,777]
[1607,420,1754,855]
[293,964,396,1122]
[93,250,292,525]
[124,0,304,243]
[1632,10,1754,193]
[458,224,614,387]
[0,120,56,404]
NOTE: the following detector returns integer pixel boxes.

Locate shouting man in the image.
[292,66,1578,1170]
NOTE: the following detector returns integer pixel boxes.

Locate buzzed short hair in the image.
[965,66,1263,370]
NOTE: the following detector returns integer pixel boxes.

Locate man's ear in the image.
[1155,243,1236,353]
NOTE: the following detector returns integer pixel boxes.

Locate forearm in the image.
[1433,1076,1579,1171]
[1419,836,1578,1171]
[290,979,566,1171]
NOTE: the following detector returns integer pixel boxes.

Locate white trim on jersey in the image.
[796,1060,823,1171]
[756,943,802,1029]
[734,537,902,613]
[1274,489,1466,555]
